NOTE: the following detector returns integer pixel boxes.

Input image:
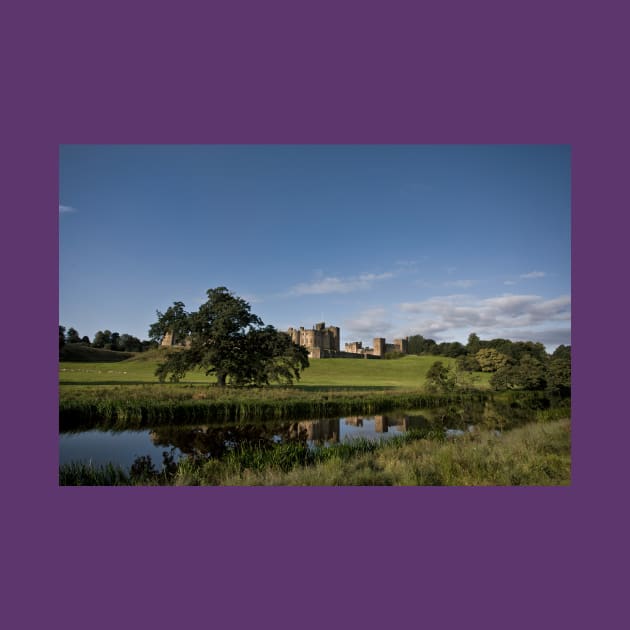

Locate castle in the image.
[344,337,409,357]
[161,319,408,359]
[287,322,408,359]
[287,322,340,358]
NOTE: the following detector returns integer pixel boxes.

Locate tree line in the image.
[423,332,570,396]
[407,332,552,362]
[59,326,157,353]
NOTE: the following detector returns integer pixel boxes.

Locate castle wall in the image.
[287,323,403,359]
[345,341,363,353]
[394,338,409,354]
[373,338,386,357]
[287,322,340,358]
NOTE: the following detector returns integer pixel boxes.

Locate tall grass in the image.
[60,388,490,431]
[60,419,571,486]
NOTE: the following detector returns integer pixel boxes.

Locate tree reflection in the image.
[148,418,343,459]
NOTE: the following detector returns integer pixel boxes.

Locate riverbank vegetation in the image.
[59,417,570,486]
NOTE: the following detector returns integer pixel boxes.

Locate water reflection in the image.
[146,411,441,459]
[60,398,537,470]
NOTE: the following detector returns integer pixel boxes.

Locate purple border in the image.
[3,1,627,628]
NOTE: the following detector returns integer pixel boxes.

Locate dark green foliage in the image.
[58,462,129,486]
[515,354,548,390]
[129,455,156,482]
[436,341,466,358]
[490,353,557,392]
[407,335,438,355]
[59,344,134,362]
[60,450,180,486]
[151,287,309,387]
[59,325,66,350]
[110,332,120,351]
[383,351,405,359]
[457,354,481,372]
[407,336,466,358]
[118,333,143,352]
[92,329,112,348]
[426,361,457,393]
[66,327,81,344]
[466,332,481,355]
[148,301,189,346]
[61,326,150,352]
[141,339,158,352]
[547,346,571,396]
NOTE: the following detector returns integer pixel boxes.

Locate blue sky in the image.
[59,145,571,350]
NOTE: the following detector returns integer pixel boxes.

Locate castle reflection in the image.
[148,412,436,458]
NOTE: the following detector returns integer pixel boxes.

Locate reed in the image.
[59,389,490,431]
[59,418,570,486]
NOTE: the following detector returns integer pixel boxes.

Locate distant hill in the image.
[59,344,134,363]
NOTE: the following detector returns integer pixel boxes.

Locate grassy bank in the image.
[60,386,489,431]
[59,417,571,486]
[60,353,496,429]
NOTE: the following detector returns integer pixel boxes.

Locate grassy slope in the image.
[60,353,491,390]
[59,344,134,363]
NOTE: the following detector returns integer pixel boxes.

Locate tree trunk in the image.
[217,372,227,387]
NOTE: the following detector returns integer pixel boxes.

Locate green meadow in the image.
[59,350,491,389]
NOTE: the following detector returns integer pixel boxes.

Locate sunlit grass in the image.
[60,353,492,389]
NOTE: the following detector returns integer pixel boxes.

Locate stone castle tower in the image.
[373,338,386,357]
[287,322,340,358]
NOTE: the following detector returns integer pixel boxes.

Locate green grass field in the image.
[59,351,491,390]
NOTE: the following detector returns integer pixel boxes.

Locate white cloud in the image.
[504,280,517,285]
[399,293,571,341]
[520,271,546,279]
[491,327,571,350]
[59,204,77,214]
[343,307,393,340]
[288,272,394,296]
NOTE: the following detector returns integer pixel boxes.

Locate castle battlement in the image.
[288,322,408,359]
[287,322,340,358]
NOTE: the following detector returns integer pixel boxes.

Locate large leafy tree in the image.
[547,345,571,396]
[475,348,511,372]
[490,353,549,391]
[150,287,309,387]
[148,301,189,346]
[118,333,143,352]
[407,334,438,355]
[92,329,112,348]
[66,327,81,344]
[466,332,481,355]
